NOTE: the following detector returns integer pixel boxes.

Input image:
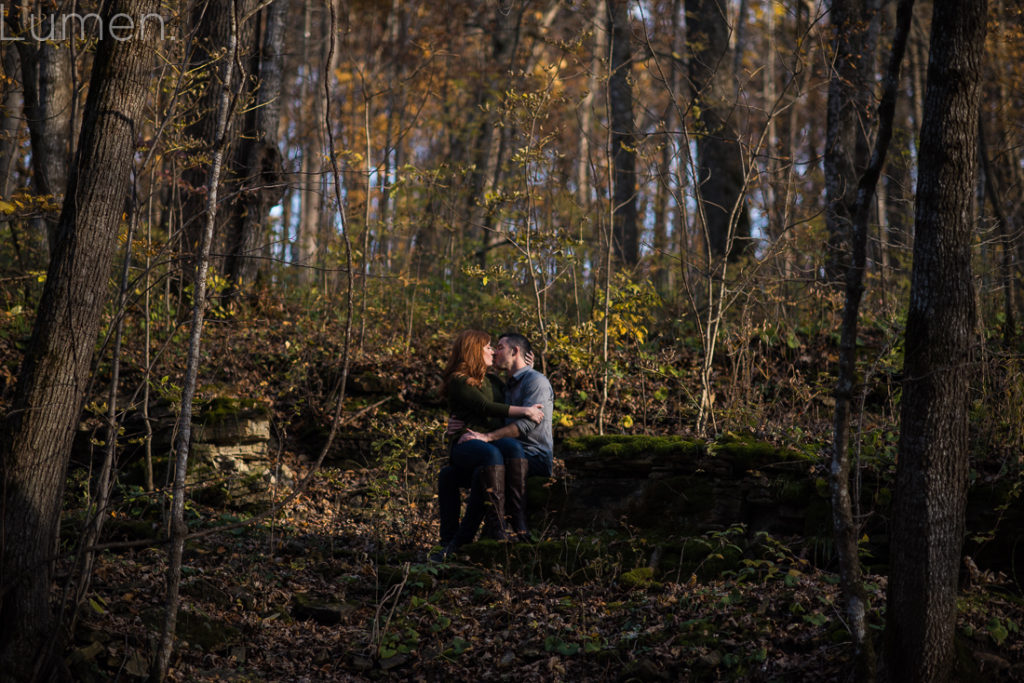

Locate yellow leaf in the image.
[0,200,15,214]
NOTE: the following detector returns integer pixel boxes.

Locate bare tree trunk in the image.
[824,0,875,282]
[885,0,986,679]
[0,46,21,199]
[577,0,606,210]
[467,2,523,263]
[607,0,639,266]
[153,1,241,678]
[686,0,750,261]
[181,0,257,268]
[0,46,24,267]
[296,0,324,287]
[225,0,287,295]
[830,2,914,679]
[0,3,160,678]
[12,9,73,260]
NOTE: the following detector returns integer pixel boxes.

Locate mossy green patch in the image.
[710,432,811,470]
[562,434,705,459]
[198,396,269,425]
[619,566,660,589]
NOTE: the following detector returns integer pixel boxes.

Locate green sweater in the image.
[446,374,509,442]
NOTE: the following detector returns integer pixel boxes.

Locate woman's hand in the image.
[445,416,466,436]
[458,429,489,444]
[525,403,544,423]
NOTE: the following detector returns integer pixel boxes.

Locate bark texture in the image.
[686,0,750,261]
[0,2,160,678]
[607,0,639,266]
[11,9,73,258]
[885,0,987,679]
[181,0,258,260]
[224,0,287,293]
[824,0,875,282]
[830,1,914,678]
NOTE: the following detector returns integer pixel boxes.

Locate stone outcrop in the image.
[538,433,828,542]
[187,397,294,506]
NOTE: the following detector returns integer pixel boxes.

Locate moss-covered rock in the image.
[619,566,659,589]
[709,431,811,473]
[553,433,825,545]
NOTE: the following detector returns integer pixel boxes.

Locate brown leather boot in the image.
[505,458,530,541]
[451,464,507,547]
[478,464,508,541]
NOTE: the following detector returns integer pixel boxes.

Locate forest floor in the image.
[8,304,1021,681]
[69,435,1024,682]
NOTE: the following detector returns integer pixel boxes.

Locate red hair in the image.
[442,329,490,395]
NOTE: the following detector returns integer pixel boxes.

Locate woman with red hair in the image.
[441,330,543,552]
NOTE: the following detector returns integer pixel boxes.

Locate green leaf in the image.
[544,635,580,655]
[449,637,471,655]
[989,619,1009,646]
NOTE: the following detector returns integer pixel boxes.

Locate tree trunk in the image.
[224,0,287,294]
[686,0,750,261]
[0,46,24,268]
[0,2,160,678]
[181,0,257,265]
[12,10,73,261]
[577,0,606,210]
[824,0,875,283]
[830,1,914,678]
[885,0,986,679]
[467,2,523,263]
[607,0,639,266]
[296,0,325,286]
[153,1,241,675]
[0,46,21,200]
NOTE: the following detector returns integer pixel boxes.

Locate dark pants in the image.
[439,438,523,546]
[450,436,522,471]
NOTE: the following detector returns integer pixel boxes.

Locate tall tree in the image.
[0,46,24,265]
[577,0,607,210]
[9,7,74,260]
[466,2,524,263]
[296,0,327,287]
[608,0,639,265]
[829,0,914,678]
[885,0,987,679]
[686,0,750,261]
[824,0,876,282]
[180,0,258,267]
[0,1,161,678]
[224,0,287,294]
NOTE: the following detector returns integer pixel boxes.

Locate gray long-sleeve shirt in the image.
[505,366,554,474]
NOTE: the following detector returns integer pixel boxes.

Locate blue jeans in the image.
[450,436,524,471]
[447,437,523,546]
